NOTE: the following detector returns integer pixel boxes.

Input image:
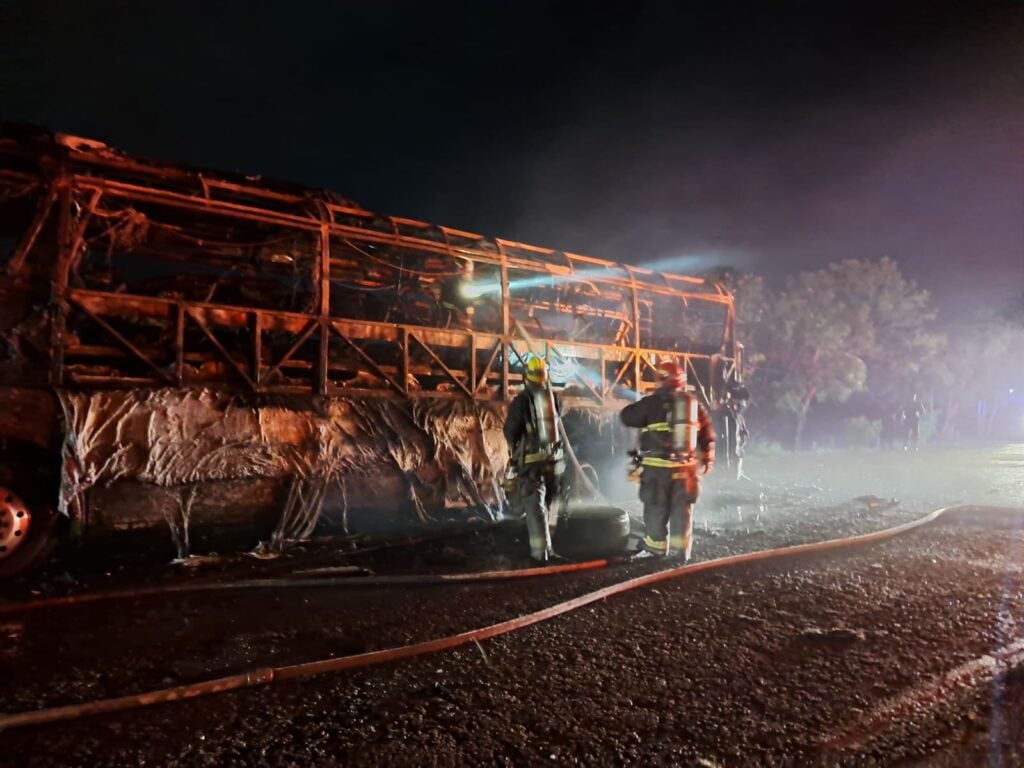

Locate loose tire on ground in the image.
[554,504,631,559]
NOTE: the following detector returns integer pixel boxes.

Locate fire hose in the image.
[0,505,954,731]
[0,556,617,617]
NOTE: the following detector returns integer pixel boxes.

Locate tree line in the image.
[714,259,1024,449]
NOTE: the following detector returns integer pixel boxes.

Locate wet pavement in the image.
[3,443,1024,766]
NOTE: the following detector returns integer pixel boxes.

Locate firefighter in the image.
[902,393,924,452]
[503,356,566,562]
[620,360,714,560]
[721,374,750,480]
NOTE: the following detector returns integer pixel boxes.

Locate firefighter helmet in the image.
[655,359,685,390]
[525,356,548,385]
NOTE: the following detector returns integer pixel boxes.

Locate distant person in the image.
[902,393,924,452]
[620,360,714,561]
[503,357,566,563]
[721,374,750,479]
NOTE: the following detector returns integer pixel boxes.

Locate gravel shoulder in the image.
[4,444,1024,766]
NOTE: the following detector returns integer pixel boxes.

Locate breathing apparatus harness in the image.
[519,382,564,470]
[628,388,701,481]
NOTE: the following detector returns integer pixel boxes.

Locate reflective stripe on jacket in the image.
[621,387,714,468]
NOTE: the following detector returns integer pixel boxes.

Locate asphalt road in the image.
[4,444,1023,766]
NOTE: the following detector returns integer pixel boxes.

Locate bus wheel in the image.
[0,485,58,579]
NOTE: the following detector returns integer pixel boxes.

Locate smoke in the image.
[501,7,1023,312]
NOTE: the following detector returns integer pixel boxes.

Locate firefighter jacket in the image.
[620,387,715,469]
[503,383,565,472]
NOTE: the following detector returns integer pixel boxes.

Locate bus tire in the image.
[0,466,60,579]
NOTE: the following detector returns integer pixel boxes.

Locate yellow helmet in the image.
[525,356,548,385]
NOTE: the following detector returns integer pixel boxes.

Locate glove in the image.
[701,456,714,475]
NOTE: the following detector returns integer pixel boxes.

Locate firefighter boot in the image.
[634,534,668,559]
[526,506,554,563]
[669,533,692,562]
[668,501,695,561]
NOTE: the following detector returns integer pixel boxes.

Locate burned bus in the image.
[0,125,740,577]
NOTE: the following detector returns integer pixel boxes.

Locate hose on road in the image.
[0,557,618,616]
[0,505,956,731]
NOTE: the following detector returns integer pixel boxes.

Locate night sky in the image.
[2,0,1021,313]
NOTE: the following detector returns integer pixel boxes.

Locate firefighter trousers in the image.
[639,465,699,558]
[515,462,564,560]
